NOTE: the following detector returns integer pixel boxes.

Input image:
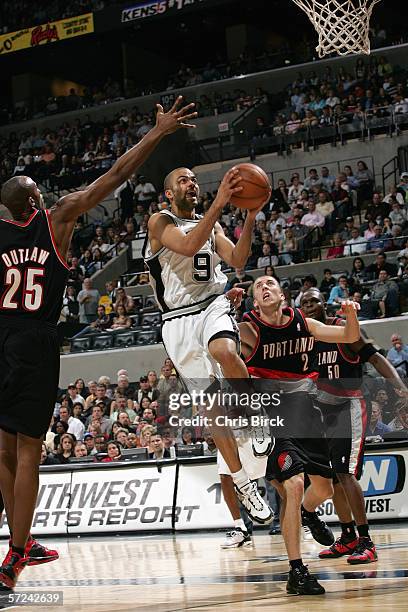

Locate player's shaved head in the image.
[163,167,194,191]
[1,176,41,218]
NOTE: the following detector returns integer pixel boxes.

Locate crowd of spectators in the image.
[41,328,408,467]
[41,360,217,465]
[251,55,408,148]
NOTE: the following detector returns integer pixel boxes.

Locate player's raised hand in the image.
[214,168,243,208]
[339,299,361,314]
[225,287,245,309]
[155,96,197,135]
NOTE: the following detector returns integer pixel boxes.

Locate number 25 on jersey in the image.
[1,267,44,312]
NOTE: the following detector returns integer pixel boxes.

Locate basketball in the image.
[229,163,272,210]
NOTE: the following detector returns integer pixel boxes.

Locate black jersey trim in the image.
[45,210,70,271]
[142,211,177,262]
[145,256,169,313]
[1,209,38,227]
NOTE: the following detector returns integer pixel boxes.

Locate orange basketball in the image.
[229,163,272,210]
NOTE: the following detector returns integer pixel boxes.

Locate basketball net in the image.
[292,0,382,57]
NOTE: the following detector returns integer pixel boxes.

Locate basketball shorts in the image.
[217,435,267,481]
[0,319,60,439]
[161,294,239,391]
[266,391,332,482]
[317,397,367,478]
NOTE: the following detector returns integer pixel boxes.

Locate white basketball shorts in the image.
[161,294,239,391]
[217,436,267,480]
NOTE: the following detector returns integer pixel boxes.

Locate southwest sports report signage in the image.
[0,447,407,536]
[0,13,94,55]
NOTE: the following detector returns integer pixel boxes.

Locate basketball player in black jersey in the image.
[300,288,408,564]
[0,97,197,588]
[237,275,360,595]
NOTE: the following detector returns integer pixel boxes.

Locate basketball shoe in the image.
[249,421,275,457]
[221,528,252,548]
[301,510,334,546]
[286,565,325,595]
[2,537,59,567]
[234,480,273,524]
[25,537,59,565]
[0,552,29,588]
[319,534,359,558]
[346,537,377,564]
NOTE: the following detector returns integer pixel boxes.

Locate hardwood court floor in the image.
[1,525,408,611]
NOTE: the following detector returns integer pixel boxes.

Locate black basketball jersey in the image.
[315,317,363,398]
[244,307,318,380]
[0,209,69,324]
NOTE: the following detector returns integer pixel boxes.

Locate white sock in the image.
[234,519,247,532]
[231,468,250,488]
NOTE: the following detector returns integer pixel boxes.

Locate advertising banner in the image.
[0,13,94,56]
[0,447,407,537]
[319,450,408,522]
[68,463,176,533]
[176,462,233,529]
[0,471,72,536]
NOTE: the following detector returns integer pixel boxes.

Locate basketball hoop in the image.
[291,0,382,57]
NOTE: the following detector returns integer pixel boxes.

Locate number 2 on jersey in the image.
[193,253,212,282]
[1,267,44,311]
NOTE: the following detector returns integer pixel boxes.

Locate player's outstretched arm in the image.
[51,96,196,223]
[148,168,243,257]
[307,300,360,343]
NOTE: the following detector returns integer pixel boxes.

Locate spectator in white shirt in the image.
[134,176,156,207]
[257,243,279,268]
[67,383,85,407]
[288,175,304,203]
[325,89,341,107]
[345,227,367,255]
[389,201,407,227]
[300,201,325,228]
[59,405,85,441]
[383,185,405,206]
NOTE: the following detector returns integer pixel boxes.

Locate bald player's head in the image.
[163,167,199,212]
[1,176,43,219]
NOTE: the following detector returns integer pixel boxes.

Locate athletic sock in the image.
[11,545,24,557]
[301,505,317,519]
[234,519,247,532]
[357,524,370,538]
[289,558,304,571]
[231,468,250,489]
[341,521,357,540]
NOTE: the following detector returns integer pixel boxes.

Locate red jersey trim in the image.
[1,209,38,227]
[249,307,295,329]
[317,380,363,397]
[45,210,70,271]
[297,307,312,334]
[247,366,318,381]
[243,321,260,363]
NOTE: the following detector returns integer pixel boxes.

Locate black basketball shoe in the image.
[286,565,325,595]
[301,510,334,546]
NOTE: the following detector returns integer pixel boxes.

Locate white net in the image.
[292,0,382,57]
